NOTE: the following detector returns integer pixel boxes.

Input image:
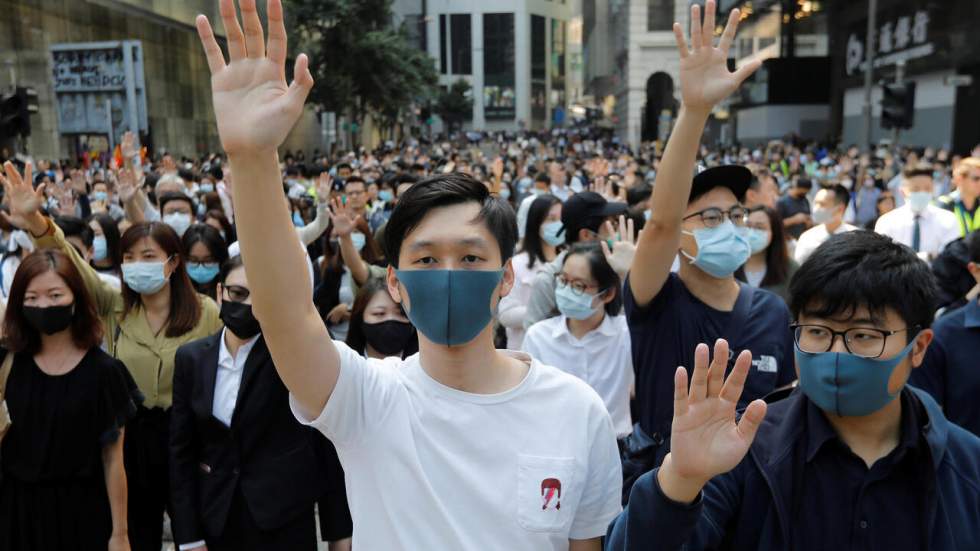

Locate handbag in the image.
[0,350,14,444]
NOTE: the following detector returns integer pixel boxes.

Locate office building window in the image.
[483,13,516,120]
[648,0,674,31]
[450,13,472,75]
[440,14,447,74]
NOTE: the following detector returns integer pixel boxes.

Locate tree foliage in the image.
[436,79,473,134]
[284,0,437,126]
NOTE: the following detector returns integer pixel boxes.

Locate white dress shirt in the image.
[874,204,959,259]
[498,252,552,349]
[213,329,260,427]
[794,222,857,264]
[522,314,634,437]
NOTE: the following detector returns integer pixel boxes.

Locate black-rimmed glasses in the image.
[223,285,251,303]
[682,206,749,228]
[790,323,911,359]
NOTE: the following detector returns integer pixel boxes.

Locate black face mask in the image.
[23,304,75,335]
[361,319,414,356]
[220,301,261,339]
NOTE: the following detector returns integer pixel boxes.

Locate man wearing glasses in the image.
[608,230,980,550]
[619,0,795,496]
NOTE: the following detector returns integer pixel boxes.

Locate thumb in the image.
[600,239,613,261]
[736,399,767,443]
[35,182,47,199]
[285,53,314,107]
[732,58,762,86]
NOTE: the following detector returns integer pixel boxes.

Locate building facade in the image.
[0,0,224,161]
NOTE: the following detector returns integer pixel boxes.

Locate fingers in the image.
[266,0,288,66]
[599,238,612,262]
[732,57,762,85]
[626,216,636,244]
[673,366,689,418]
[239,0,266,59]
[218,0,246,61]
[285,53,315,108]
[35,182,47,199]
[703,0,716,46]
[720,349,753,404]
[706,339,728,398]
[689,4,702,51]
[736,399,767,443]
[718,8,741,55]
[196,15,226,74]
[688,342,710,402]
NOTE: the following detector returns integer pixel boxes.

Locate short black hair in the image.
[795,178,813,190]
[789,231,939,341]
[823,184,851,208]
[968,231,980,264]
[903,162,934,180]
[158,192,194,214]
[394,173,418,189]
[336,162,352,172]
[344,176,366,189]
[219,254,245,285]
[534,172,551,185]
[562,242,623,316]
[626,182,652,207]
[54,215,94,248]
[383,172,517,268]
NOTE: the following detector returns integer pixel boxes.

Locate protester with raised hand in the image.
[621,1,794,492]
[195,2,621,549]
[609,229,980,550]
[1,160,222,551]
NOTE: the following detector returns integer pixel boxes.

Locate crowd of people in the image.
[0,0,979,549]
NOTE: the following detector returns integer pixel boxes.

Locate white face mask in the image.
[907,191,932,214]
[163,212,193,237]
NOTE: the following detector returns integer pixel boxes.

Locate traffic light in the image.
[0,87,38,138]
[880,82,915,130]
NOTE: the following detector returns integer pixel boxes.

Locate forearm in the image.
[30,215,117,316]
[339,234,369,286]
[630,107,710,306]
[298,201,331,246]
[124,192,146,224]
[103,434,129,537]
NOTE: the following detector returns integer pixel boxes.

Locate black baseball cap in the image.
[559,191,628,237]
[689,164,752,204]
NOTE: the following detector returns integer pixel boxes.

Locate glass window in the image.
[439,14,447,74]
[648,0,674,32]
[450,14,472,75]
[483,13,516,120]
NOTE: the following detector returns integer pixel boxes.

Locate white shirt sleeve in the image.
[288,341,403,447]
[179,541,206,551]
[568,406,623,540]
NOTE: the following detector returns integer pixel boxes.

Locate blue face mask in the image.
[555,283,600,320]
[187,262,220,284]
[122,261,170,295]
[741,227,770,255]
[796,337,917,417]
[93,191,108,202]
[540,221,565,247]
[643,210,652,221]
[92,236,108,262]
[499,188,511,200]
[379,190,394,202]
[681,220,752,278]
[200,183,215,193]
[292,211,304,227]
[350,231,366,251]
[394,269,503,346]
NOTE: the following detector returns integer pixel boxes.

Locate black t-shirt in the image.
[778,194,812,239]
[625,273,796,439]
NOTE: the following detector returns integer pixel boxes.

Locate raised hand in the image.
[600,215,637,278]
[317,172,333,204]
[658,339,767,503]
[329,197,355,237]
[195,0,314,155]
[674,0,760,114]
[115,167,140,204]
[0,161,48,235]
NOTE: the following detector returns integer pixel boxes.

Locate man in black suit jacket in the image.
[170,256,352,551]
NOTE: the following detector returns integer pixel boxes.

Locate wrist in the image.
[679,105,712,121]
[26,213,50,238]
[657,453,707,505]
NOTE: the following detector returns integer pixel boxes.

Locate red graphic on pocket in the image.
[541,478,562,510]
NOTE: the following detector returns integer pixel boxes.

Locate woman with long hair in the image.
[0,249,139,551]
[738,206,798,303]
[344,277,418,359]
[2,161,221,551]
[498,194,562,348]
[89,212,123,277]
[182,224,230,300]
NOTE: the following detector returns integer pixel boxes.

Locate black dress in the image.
[0,347,140,550]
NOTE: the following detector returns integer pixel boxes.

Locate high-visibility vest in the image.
[953,202,980,237]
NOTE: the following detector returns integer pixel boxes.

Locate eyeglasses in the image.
[682,206,749,228]
[790,323,912,359]
[555,274,604,296]
[223,285,251,303]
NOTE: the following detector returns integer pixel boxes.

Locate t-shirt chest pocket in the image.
[516,454,578,533]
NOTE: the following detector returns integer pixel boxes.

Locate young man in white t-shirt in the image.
[194,2,621,550]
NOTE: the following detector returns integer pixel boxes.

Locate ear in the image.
[967,261,980,279]
[577,228,593,243]
[215,282,224,307]
[909,329,934,369]
[386,265,404,306]
[598,286,617,305]
[499,257,515,298]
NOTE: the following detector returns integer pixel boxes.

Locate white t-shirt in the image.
[291,342,622,550]
[522,315,634,438]
[794,222,857,265]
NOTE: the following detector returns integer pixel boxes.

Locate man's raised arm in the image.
[628,1,759,307]
[196,0,338,419]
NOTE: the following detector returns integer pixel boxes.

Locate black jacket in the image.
[169,332,351,544]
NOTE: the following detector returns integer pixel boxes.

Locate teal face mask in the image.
[681,220,752,278]
[93,191,109,202]
[379,190,394,202]
[394,269,503,346]
[540,221,565,247]
[187,262,220,284]
[796,337,917,417]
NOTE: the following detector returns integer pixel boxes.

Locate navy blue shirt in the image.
[800,390,931,551]
[625,273,796,440]
[910,299,980,437]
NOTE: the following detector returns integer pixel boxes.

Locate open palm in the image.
[196,0,314,155]
[674,1,760,112]
[0,161,45,230]
[667,340,767,484]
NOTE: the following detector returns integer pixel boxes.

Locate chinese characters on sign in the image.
[845,9,932,76]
